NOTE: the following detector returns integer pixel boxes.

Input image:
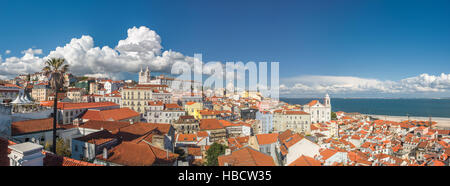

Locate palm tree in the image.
[42,58,69,153]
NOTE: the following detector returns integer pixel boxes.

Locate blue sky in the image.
[1,0,450,97]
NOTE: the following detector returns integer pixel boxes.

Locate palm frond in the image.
[61,64,69,73]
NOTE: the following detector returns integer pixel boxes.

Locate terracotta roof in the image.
[255,133,279,145]
[96,141,178,166]
[58,102,118,110]
[68,88,83,92]
[2,83,22,88]
[428,160,445,166]
[278,129,294,142]
[284,111,310,115]
[218,147,275,166]
[115,122,172,141]
[187,147,202,157]
[79,120,131,132]
[148,101,164,106]
[320,149,339,161]
[307,100,319,107]
[289,155,322,166]
[179,115,195,120]
[177,133,198,142]
[282,133,303,148]
[43,152,102,166]
[197,131,209,137]
[11,118,65,136]
[165,103,181,109]
[74,130,116,145]
[185,102,198,106]
[82,108,139,122]
[228,136,250,151]
[199,110,217,116]
[199,119,224,130]
[218,120,240,127]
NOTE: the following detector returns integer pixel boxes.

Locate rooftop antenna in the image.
[429,115,432,128]
[406,113,410,122]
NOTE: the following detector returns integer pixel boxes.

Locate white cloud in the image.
[280,73,450,97]
[5,50,11,54]
[0,26,208,80]
[21,48,43,55]
[0,48,45,78]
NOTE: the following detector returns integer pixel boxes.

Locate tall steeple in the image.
[324,93,331,107]
[138,66,151,84]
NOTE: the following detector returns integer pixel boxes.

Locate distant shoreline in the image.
[366,114,450,129]
[281,97,450,100]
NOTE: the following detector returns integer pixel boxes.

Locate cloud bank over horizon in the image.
[1,26,450,98]
[280,73,450,98]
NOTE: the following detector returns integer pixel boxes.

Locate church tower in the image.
[138,66,151,84]
[324,93,331,107]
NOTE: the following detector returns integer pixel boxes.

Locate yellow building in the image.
[67,88,85,103]
[184,102,203,118]
[31,83,53,102]
[120,84,168,114]
[197,110,217,120]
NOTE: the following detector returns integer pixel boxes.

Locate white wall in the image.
[286,139,320,165]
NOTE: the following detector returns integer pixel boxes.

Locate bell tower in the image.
[324,93,331,107]
[138,66,151,84]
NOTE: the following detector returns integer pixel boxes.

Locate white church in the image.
[138,66,152,85]
[302,94,332,124]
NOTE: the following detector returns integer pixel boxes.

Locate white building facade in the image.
[302,94,332,124]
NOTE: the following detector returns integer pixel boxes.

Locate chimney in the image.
[103,148,108,159]
[225,148,231,156]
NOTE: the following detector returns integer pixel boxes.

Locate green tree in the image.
[43,58,68,153]
[56,138,71,157]
[331,112,337,120]
[44,141,51,151]
[205,143,227,166]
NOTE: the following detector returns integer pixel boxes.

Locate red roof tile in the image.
[58,102,118,110]
[199,119,224,130]
[80,120,131,132]
[82,108,139,122]
[96,141,178,166]
[43,152,102,166]
[289,155,322,166]
[74,130,116,145]
[255,133,279,145]
[218,147,275,166]
[11,118,65,136]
